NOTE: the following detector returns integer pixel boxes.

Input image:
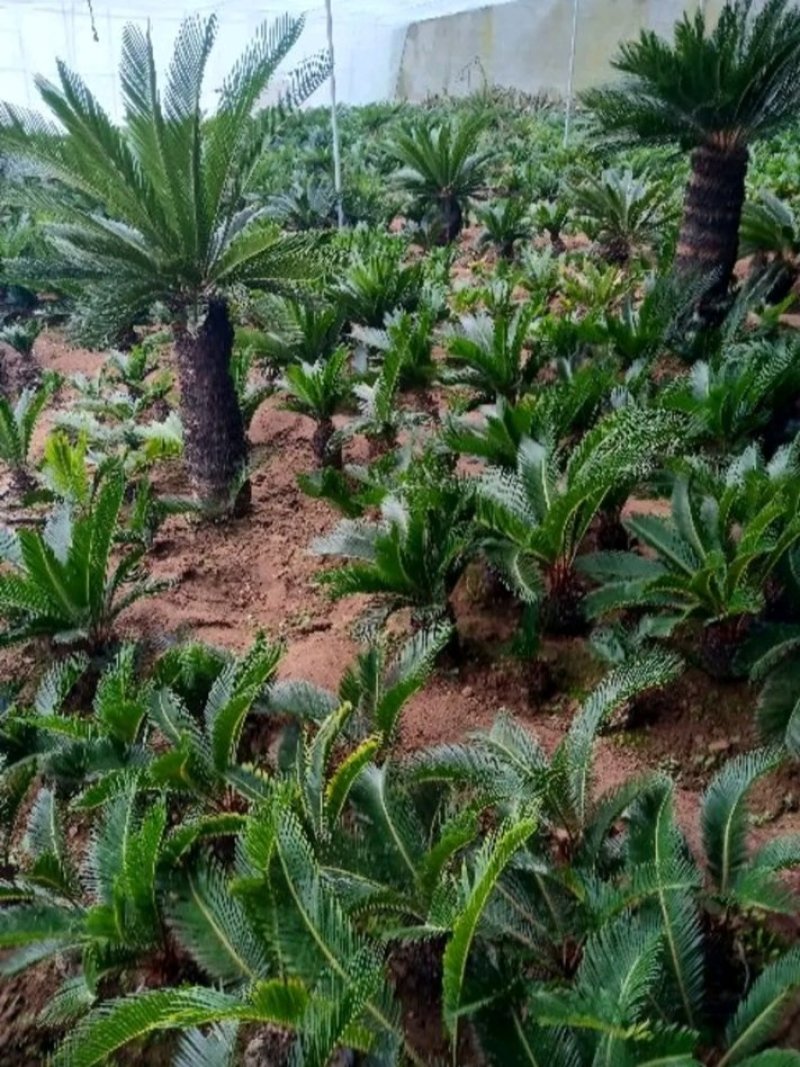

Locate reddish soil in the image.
[2,330,800,1060]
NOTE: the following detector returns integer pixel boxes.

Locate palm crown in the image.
[0,13,331,345]
[583,0,800,151]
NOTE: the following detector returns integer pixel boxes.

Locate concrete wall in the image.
[395,0,727,101]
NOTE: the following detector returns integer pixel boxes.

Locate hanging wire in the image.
[86,0,99,42]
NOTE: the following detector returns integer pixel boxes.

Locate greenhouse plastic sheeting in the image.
[0,0,522,114]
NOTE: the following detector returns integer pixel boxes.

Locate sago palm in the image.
[0,14,331,514]
[390,115,492,244]
[281,347,351,468]
[583,0,800,308]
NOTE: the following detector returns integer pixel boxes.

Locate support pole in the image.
[325,0,344,229]
[563,0,580,147]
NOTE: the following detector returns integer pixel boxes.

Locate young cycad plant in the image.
[281,347,351,468]
[583,0,800,309]
[312,475,474,627]
[475,407,684,632]
[389,115,493,243]
[265,174,337,230]
[269,621,452,745]
[601,270,701,366]
[567,167,674,264]
[352,308,438,394]
[241,295,345,369]
[0,466,163,649]
[580,446,800,677]
[531,198,570,255]
[332,244,425,327]
[740,190,800,301]
[0,14,331,513]
[443,303,537,407]
[700,746,800,915]
[659,338,800,451]
[476,198,530,260]
[0,374,57,495]
[345,344,427,457]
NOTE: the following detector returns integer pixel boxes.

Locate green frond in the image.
[442,813,537,1045]
[167,860,269,983]
[52,984,306,1067]
[701,748,783,896]
[721,947,800,1065]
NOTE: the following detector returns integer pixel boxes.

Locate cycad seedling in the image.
[0,375,57,495]
[333,245,424,327]
[659,339,800,450]
[740,190,800,301]
[281,347,351,468]
[269,621,452,746]
[443,303,537,406]
[567,167,674,264]
[476,198,530,260]
[229,345,273,433]
[476,407,684,632]
[312,476,474,627]
[580,445,800,677]
[0,466,163,649]
[390,115,493,244]
[532,198,570,255]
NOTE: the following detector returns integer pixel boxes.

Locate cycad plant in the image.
[580,445,800,677]
[0,465,162,649]
[475,407,684,632]
[567,167,674,264]
[740,190,800,301]
[476,198,530,260]
[532,198,570,255]
[583,0,800,310]
[443,303,537,407]
[390,115,492,243]
[312,474,474,627]
[0,374,57,495]
[659,338,800,451]
[269,621,451,745]
[281,347,351,467]
[332,244,424,327]
[0,14,331,514]
[745,622,800,757]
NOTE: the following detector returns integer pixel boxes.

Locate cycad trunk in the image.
[436,195,463,245]
[174,299,249,516]
[675,143,749,313]
[313,417,342,469]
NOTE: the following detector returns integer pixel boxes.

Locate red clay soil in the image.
[1,328,800,1061]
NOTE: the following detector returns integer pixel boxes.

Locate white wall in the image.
[394,0,726,101]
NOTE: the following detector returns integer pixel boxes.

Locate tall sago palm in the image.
[583,0,800,310]
[0,15,331,514]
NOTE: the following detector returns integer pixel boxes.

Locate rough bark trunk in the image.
[675,143,749,311]
[437,195,463,245]
[312,418,342,469]
[173,299,249,516]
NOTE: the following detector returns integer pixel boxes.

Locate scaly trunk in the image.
[313,417,342,469]
[676,142,749,314]
[173,299,249,516]
[437,195,463,245]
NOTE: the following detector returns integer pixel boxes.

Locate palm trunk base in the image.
[174,300,249,517]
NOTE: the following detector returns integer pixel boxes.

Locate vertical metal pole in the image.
[563,0,580,147]
[325,0,344,229]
